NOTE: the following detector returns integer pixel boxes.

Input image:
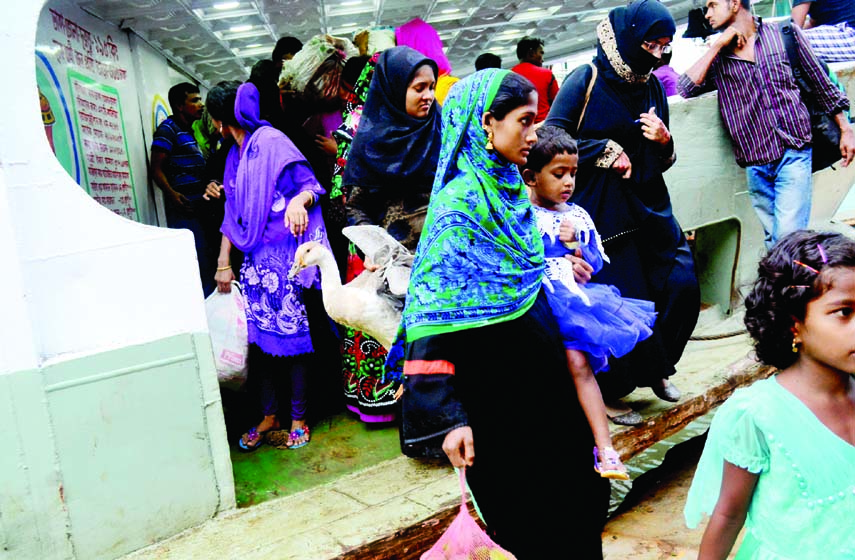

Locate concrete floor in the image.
[602,434,743,559]
[124,430,739,560]
[124,309,753,560]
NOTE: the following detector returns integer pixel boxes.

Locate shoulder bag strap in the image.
[780,21,813,96]
[576,63,598,136]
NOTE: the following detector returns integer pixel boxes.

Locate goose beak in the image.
[288,257,304,279]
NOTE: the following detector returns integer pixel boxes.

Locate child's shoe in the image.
[593,446,630,480]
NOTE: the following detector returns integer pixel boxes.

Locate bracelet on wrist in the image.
[216,265,232,271]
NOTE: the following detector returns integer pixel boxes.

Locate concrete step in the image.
[124,314,766,560]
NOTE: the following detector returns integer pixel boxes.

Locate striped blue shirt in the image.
[151,116,207,196]
[678,18,849,167]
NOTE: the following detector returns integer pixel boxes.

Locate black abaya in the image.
[544,56,700,400]
[403,291,610,558]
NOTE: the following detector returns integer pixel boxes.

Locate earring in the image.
[792,339,799,353]
[485,129,494,151]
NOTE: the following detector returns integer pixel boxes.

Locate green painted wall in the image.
[0,333,234,560]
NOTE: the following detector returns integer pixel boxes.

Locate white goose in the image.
[289,225,412,350]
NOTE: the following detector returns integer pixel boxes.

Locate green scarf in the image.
[401,69,544,342]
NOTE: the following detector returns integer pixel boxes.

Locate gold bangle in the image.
[216,265,231,271]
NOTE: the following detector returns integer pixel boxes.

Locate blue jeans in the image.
[745,147,813,250]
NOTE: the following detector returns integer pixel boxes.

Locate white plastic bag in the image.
[205,282,248,389]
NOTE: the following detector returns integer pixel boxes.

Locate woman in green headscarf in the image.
[399,69,609,558]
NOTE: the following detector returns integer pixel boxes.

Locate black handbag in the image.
[780,21,843,173]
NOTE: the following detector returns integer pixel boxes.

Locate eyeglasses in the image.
[642,41,673,55]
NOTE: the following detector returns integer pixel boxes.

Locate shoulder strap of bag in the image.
[780,21,818,96]
[577,63,598,135]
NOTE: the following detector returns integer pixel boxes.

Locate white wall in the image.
[4,0,208,369]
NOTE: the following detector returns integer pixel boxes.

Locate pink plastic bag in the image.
[421,468,517,560]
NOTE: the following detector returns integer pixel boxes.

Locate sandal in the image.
[237,418,280,452]
[605,401,643,426]
[238,427,265,452]
[593,446,630,480]
[286,425,311,449]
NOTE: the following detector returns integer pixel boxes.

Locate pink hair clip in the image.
[817,243,828,265]
[793,260,820,275]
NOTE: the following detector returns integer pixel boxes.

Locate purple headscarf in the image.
[395,18,452,76]
[234,82,271,133]
[220,83,328,287]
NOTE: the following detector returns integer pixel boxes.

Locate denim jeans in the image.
[745,147,813,250]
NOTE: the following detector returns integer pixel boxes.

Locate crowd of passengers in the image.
[149,1,855,556]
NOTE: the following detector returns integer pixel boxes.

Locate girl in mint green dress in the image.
[684,230,855,559]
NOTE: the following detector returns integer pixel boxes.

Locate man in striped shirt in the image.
[151,82,216,294]
[678,0,855,249]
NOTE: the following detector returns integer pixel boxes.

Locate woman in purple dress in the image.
[206,82,331,451]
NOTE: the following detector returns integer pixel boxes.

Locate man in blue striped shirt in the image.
[151,82,216,294]
[678,0,855,249]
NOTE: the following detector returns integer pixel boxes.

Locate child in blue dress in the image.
[521,126,656,479]
[684,230,855,559]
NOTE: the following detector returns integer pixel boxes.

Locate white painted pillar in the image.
[0,3,235,559]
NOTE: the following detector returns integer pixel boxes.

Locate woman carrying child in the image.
[685,230,855,559]
[521,125,657,478]
[400,70,609,558]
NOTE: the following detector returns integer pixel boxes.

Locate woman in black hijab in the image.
[343,46,441,250]
[544,0,700,423]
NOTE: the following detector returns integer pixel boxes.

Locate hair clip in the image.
[788,284,813,289]
[793,260,820,275]
[817,243,828,265]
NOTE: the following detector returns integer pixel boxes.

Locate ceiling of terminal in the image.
[77,0,704,86]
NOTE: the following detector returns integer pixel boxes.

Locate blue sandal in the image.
[286,426,311,449]
[238,427,264,452]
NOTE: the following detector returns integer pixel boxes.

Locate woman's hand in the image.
[315,134,338,156]
[638,106,671,145]
[612,151,632,179]
[216,267,235,293]
[565,251,594,285]
[203,181,223,201]
[285,192,312,236]
[443,426,475,468]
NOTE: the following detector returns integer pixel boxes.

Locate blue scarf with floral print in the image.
[401,69,545,342]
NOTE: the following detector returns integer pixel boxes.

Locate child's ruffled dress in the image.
[534,204,656,373]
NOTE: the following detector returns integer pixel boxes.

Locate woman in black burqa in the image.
[544,0,700,423]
